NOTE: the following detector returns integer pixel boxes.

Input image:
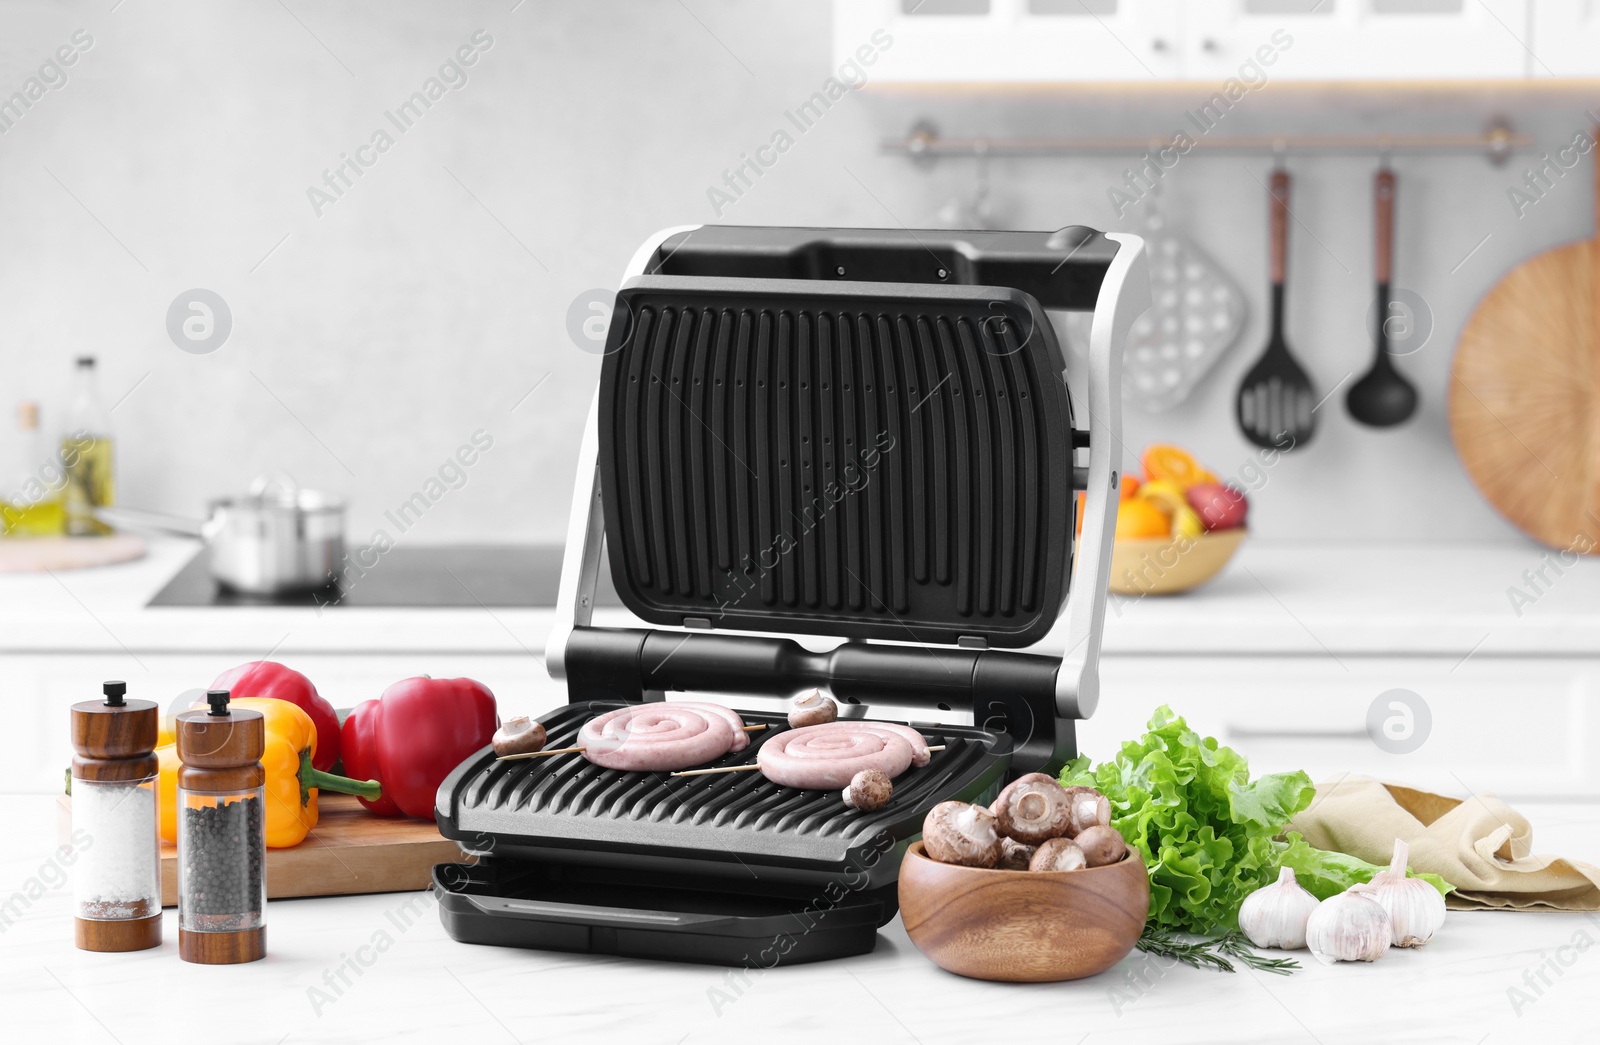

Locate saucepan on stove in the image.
[97,472,345,595]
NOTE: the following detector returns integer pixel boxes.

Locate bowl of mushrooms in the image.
[898,774,1149,982]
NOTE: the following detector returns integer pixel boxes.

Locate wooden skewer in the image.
[495,724,769,762]
[496,746,585,761]
[670,745,947,777]
[671,764,762,777]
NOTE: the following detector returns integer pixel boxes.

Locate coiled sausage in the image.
[578,703,743,771]
[756,721,929,790]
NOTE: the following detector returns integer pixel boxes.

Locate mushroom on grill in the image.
[841,768,893,812]
[491,716,547,758]
[787,690,838,729]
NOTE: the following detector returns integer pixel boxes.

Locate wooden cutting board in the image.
[0,534,146,572]
[59,793,466,906]
[1450,151,1600,553]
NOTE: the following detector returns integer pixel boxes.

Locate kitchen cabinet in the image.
[1084,655,1599,799]
[835,0,1183,83]
[839,0,1535,83]
[10,540,1600,799]
[1185,0,1531,82]
[1529,0,1600,78]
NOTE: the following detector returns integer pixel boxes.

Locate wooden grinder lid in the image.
[177,691,264,788]
[71,681,159,782]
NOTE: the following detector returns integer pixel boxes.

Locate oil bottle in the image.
[61,356,115,536]
[1,402,66,537]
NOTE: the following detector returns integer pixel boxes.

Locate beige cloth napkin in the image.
[1288,776,1600,912]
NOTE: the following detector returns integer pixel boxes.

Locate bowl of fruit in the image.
[1079,444,1248,596]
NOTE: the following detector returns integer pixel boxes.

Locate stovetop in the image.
[147,544,621,609]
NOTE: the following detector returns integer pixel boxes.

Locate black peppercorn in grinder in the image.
[175,689,267,964]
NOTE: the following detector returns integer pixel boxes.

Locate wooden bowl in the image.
[1107,526,1246,596]
[898,841,1149,982]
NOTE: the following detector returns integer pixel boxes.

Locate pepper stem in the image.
[298,749,382,804]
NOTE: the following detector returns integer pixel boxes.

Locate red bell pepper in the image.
[212,661,341,772]
[339,676,498,819]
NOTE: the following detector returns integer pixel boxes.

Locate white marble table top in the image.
[4,794,1597,1045]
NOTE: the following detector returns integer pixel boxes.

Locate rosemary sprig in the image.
[1136,926,1301,975]
[1135,925,1238,972]
[1218,930,1301,973]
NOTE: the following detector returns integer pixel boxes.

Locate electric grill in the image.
[434,224,1149,965]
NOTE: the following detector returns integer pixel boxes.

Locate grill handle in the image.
[563,625,1076,777]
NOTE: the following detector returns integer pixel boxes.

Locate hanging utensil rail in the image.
[884,124,1528,165]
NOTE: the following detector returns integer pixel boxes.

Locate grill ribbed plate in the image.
[597,277,1074,648]
[437,702,1012,872]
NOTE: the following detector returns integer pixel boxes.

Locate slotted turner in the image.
[1235,169,1316,450]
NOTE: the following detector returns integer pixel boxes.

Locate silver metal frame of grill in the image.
[545,225,1149,724]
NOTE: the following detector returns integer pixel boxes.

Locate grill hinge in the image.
[956,635,988,650]
[683,617,713,630]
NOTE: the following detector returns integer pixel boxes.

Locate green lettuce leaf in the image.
[1278,832,1453,899]
[1060,705,1451,935]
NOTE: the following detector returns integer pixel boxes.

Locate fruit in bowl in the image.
[1187,481,1249,532]
[1078,444,1248,596]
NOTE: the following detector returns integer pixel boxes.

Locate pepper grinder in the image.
[176,689,266,964]
[70,680,162,951]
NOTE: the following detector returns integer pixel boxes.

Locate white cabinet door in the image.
[836,0,1183,84]
[1086,655,1598,799]
[1530,0,1600,78]
[1183,0,1531,81]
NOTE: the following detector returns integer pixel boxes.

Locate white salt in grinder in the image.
[70,680,163,951]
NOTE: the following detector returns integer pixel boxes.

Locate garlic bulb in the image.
[1238,867,1320,950]
[1306,891,1392,965]
[1360,838,1446,947]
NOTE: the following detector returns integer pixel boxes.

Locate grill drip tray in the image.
[433,859,895,966]
[433,701,1012,964]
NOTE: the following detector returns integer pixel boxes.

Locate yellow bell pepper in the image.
[156,696,381,848]
[157,743,179,843]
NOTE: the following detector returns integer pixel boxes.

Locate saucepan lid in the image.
[208,472,344,516]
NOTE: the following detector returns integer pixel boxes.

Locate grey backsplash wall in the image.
[2,0,1593,548]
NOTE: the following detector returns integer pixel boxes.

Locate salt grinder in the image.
[70,680,162,951]
[176,689,267,964]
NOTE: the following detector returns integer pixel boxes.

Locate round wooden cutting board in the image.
[0,534,147,572]
[1449,158,1600,553]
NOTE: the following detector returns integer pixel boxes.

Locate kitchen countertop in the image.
[3,536,1599,658]
[3,791,1595,1044]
